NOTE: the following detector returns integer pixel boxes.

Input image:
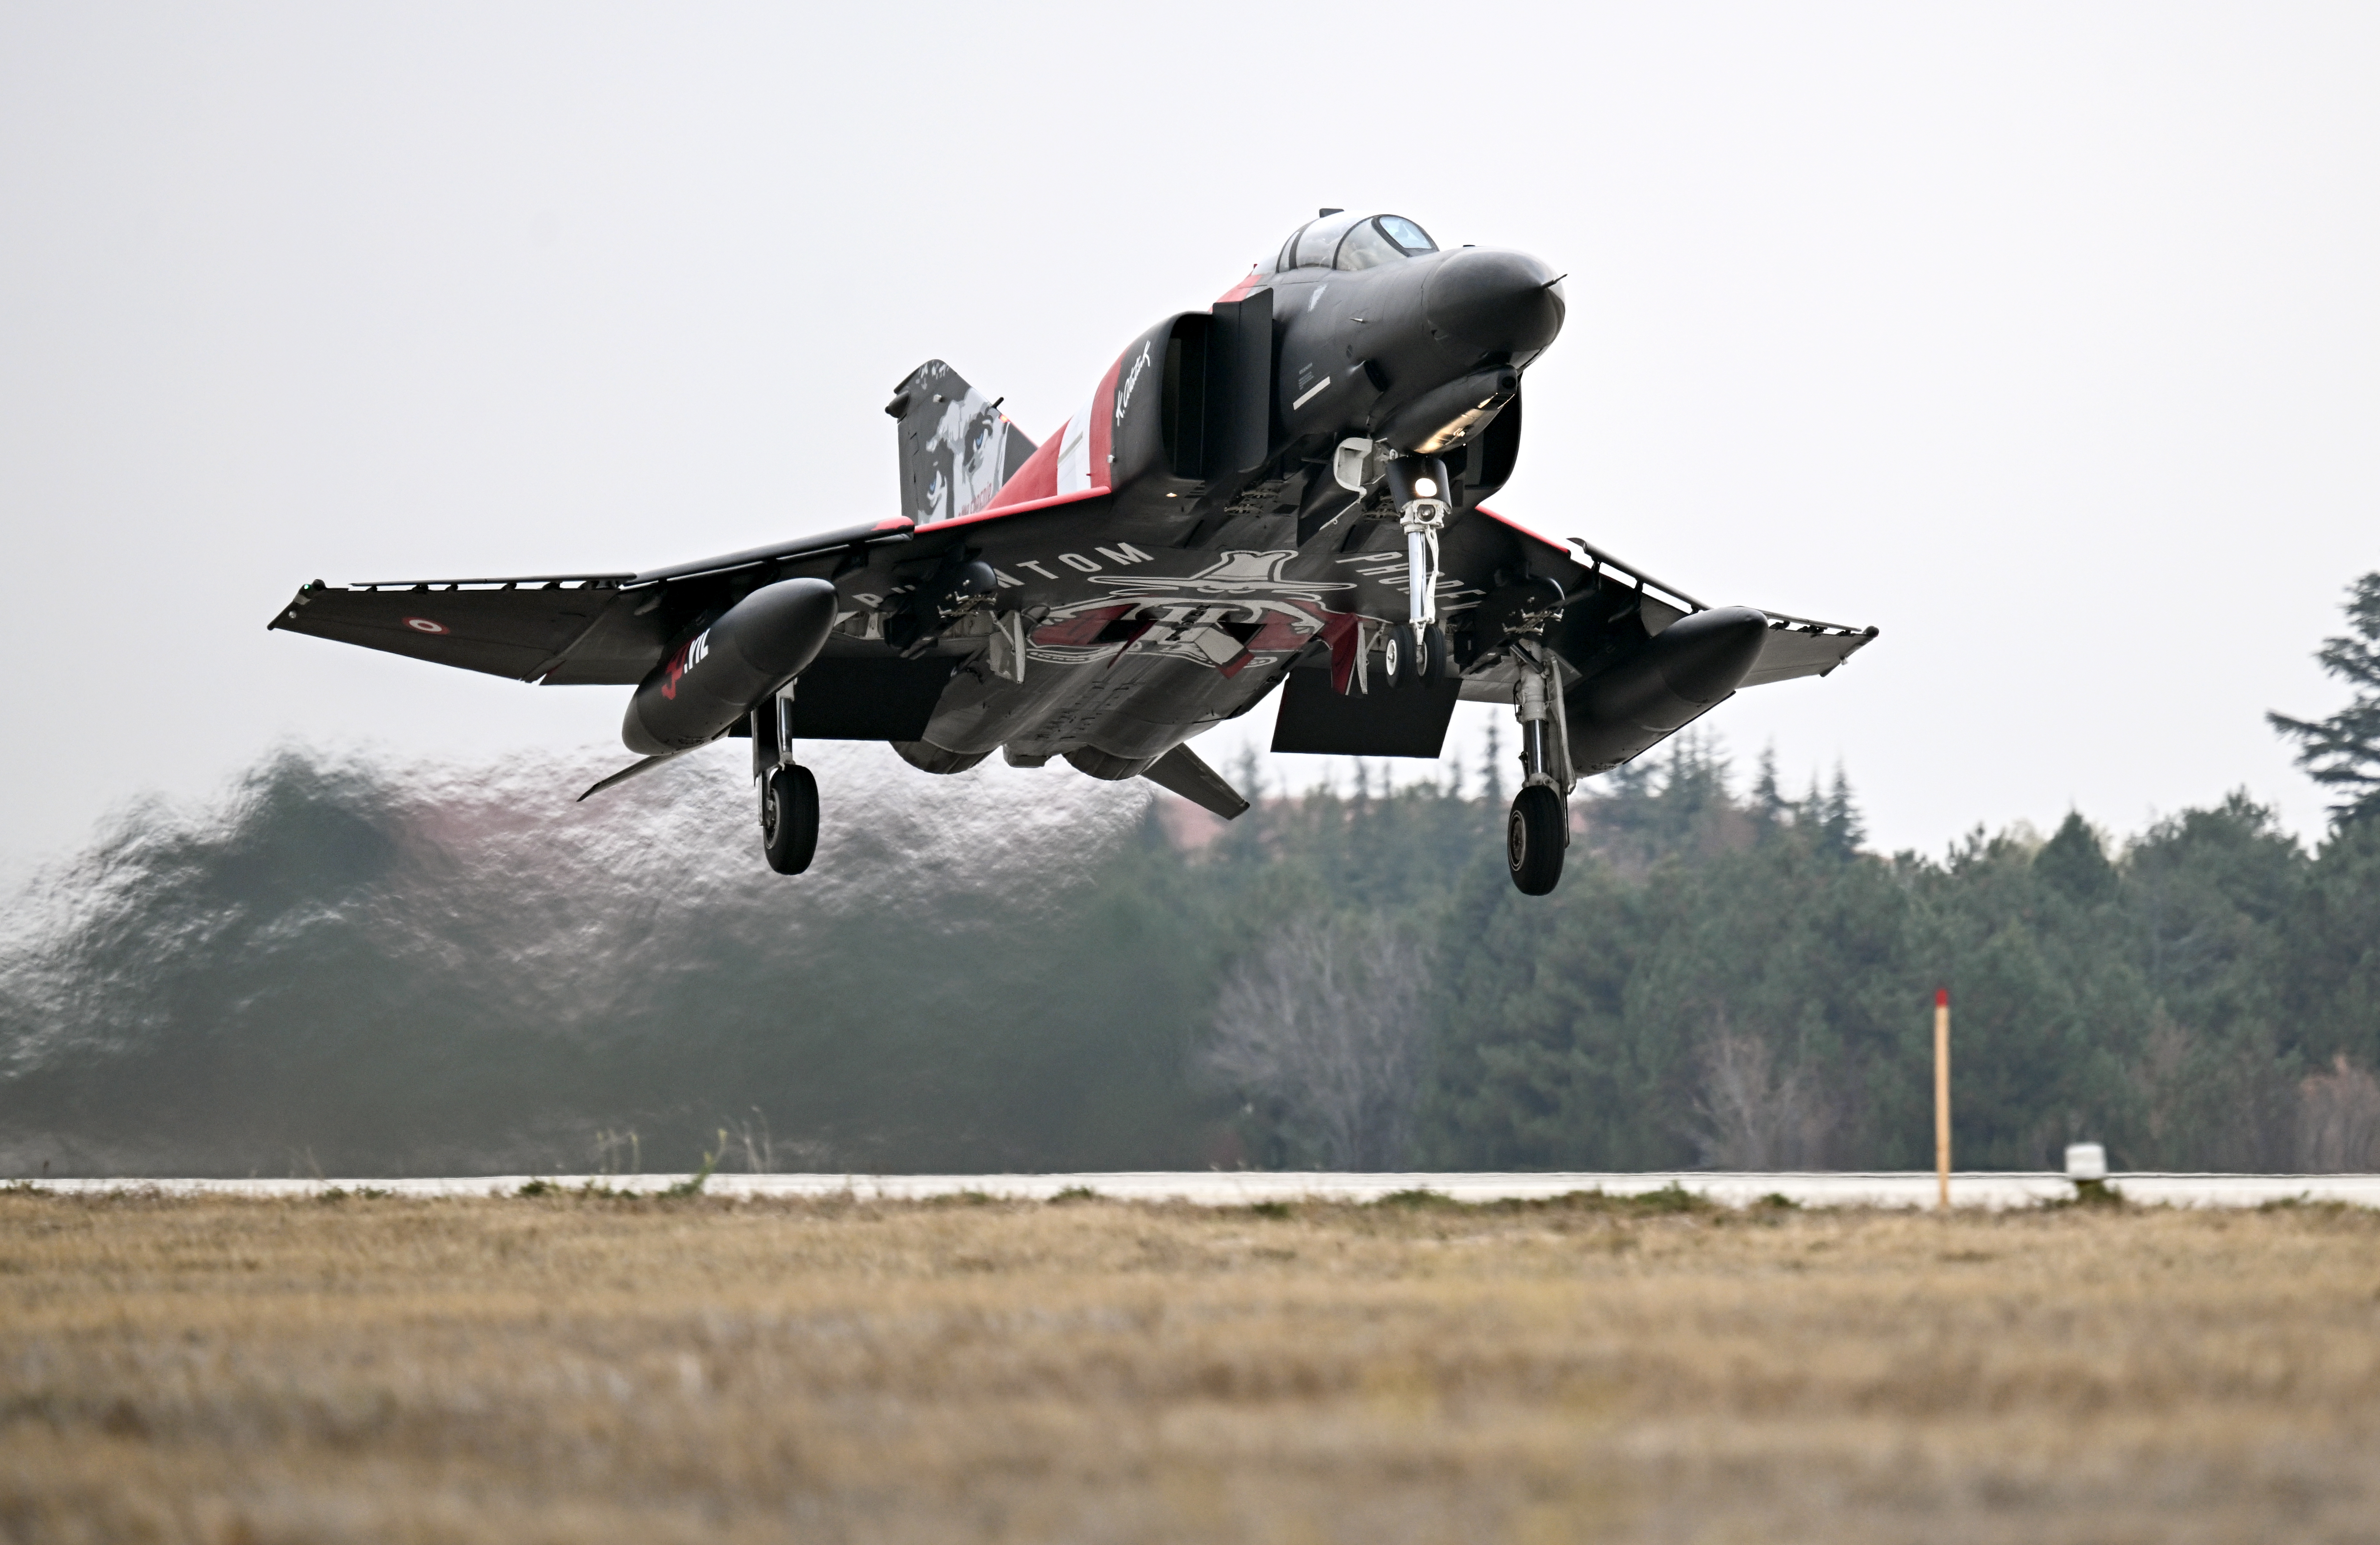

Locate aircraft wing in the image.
[270,497,1873,727]
[270,574,642,682]
[1464,510,1877,689]
[266,518,917,686]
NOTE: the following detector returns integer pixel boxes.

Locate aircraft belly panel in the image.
[926,649,1284,761]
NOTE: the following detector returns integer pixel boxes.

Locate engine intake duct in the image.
[623,578,841,755]
[1564,605,1769,774]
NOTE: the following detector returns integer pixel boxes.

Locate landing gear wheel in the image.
[761,763,819,875]
[1419,623,1450,682]
[1507,784,1566,896]
[1388,623,1428,687]
[1381,625,1408,687]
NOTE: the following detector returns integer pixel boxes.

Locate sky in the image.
[2,1,2375,871]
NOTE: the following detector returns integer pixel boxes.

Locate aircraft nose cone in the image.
[1423,248,1565,356]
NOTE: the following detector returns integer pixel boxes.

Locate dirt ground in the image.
[2,1184,2377,1544]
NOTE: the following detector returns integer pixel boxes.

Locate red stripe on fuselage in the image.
[1089,352,1121,484]
[932,485,1110,533]
[1215,269,1263,303]
[1473,504,1572,553]
[986,429,1061,511]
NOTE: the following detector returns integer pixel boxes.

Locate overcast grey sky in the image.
[2,2,2374,868]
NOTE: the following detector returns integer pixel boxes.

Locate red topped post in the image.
[1934,989,1951,1211]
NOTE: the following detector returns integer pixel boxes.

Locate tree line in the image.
[1207,570,2380,1172]
[2,574,2375,1176]
[1200,737,2380,1172]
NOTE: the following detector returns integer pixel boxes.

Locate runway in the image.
[23,1171,2380,1207]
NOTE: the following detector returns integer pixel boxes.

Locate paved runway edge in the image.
[18,1172,2380,1208]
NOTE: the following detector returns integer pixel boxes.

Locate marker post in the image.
[1934,988,1951,1211]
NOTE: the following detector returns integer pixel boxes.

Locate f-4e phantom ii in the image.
[271,209,1875,895]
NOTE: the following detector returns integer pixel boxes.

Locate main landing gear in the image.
[1506,640,1574,896]
[754,692,820,875]
[761,762,819,874]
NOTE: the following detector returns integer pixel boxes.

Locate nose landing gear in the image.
[754,691,820,875]
[1390,456,1452,685]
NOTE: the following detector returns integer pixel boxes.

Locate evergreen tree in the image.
[2035,811,2119,904]
[1752,744,1787,835]
[1820,765,1865,856]
[2269,571,2380,827]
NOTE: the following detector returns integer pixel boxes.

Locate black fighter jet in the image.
[271,210,1875,895]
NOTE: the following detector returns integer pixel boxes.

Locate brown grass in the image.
[3,1186,2378,1543]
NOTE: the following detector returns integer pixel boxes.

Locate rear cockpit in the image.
[1269,211,1439,274]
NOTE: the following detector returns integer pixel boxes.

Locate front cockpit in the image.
[1269,211,1441,274]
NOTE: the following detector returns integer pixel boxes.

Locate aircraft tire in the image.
[1419,623,1450,682]
[761,763,819,875]
[1507,785,1565,895]
[1388,623,1426,687]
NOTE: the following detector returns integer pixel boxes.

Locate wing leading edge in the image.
[268,575,641,682]
[265,516,924,686]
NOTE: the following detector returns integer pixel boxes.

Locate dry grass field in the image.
[3,1185,2378,1544]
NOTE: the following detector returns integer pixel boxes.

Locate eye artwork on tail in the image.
[266,210,1876,894]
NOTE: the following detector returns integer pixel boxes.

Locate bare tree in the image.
[1690,1023,1832,1170]
[1204,918,1431,1170]
[2296,1055,2380,1172]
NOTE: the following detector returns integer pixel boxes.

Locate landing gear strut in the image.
[754,691,819,875]
[1507,640,1574,896]
[1389,456,1451,685]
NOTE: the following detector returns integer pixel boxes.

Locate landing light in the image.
[1413,476,1438,499]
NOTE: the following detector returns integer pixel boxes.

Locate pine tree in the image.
[1752,743,1787,834]
[2035,810,2119,903]
[2270,572,2380,828]
[1820,765,1865,855]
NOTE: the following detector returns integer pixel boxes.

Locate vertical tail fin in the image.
[884,361,1037,525]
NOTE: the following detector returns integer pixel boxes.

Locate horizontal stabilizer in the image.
[577,749,691,802]
[1141,745,1250,820]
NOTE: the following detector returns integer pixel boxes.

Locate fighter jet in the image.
[270,209,1875,895]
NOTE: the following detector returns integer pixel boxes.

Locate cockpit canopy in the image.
[1271,211,1439,274]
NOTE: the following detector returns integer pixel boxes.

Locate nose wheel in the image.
[1383,621,1450,687]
